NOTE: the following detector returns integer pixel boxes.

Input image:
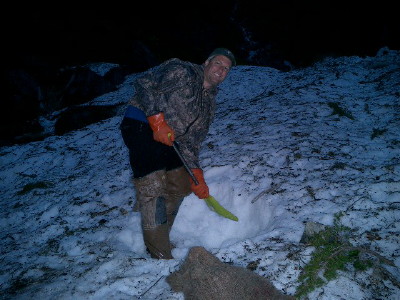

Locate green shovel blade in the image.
[204,196,239,222]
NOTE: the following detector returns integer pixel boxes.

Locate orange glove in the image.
[147,113,174,146]
[190,168,210,199]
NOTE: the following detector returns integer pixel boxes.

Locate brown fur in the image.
[167,246,296,300]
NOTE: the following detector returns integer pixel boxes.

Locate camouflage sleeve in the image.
[132,73,158,116]
[132,59,195,116]
[179,130,206,169]
[178,100,216,169]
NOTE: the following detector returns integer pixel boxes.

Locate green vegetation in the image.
[295,213,373,298]
[17,181,53,195]
[330,162,347,170]
[328,102,355,120]
[371,128,388,140]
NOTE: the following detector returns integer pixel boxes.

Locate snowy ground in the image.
[1,47,399,299]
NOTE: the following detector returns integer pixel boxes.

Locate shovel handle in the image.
[167,132,199,185]
[172,142,199,185]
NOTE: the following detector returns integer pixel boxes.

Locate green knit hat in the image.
[207,48,236,67]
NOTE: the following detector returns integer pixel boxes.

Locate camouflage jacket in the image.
[129,58,218,169]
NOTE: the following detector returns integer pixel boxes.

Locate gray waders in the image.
[133,167,191,259]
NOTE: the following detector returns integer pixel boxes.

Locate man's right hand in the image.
[190,168,210,199]
[147,113,175,146]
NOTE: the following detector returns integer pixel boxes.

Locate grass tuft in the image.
[328,102,355,120]
[371,128,387,140]
[17,181,53,195]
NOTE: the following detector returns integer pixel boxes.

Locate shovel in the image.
[171,140,239,222]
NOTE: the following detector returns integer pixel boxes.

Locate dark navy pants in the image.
[120,117,183,178]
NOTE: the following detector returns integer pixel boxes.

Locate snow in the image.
[1,47,399,299]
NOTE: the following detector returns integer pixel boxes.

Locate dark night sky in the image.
[2,1,399,145]
[5,1,400,70]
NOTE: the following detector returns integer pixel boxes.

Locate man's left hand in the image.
[147,113,175,146]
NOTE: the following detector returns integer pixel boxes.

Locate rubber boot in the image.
[132,178,140,212]
[133,170,173,259]
[142,223,173,259]
[165,167,192,230]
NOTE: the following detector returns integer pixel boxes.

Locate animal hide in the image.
[166,246,296,300]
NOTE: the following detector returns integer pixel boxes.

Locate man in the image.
[120,48,235,259]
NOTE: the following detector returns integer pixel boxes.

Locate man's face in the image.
[203,55,232,89]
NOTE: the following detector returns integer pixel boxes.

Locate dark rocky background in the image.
[3,1,399,146]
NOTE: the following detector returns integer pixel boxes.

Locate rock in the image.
[54,104,122,136]
[300,221,327,244]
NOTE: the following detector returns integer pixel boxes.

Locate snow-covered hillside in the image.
[1,47,399,299]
